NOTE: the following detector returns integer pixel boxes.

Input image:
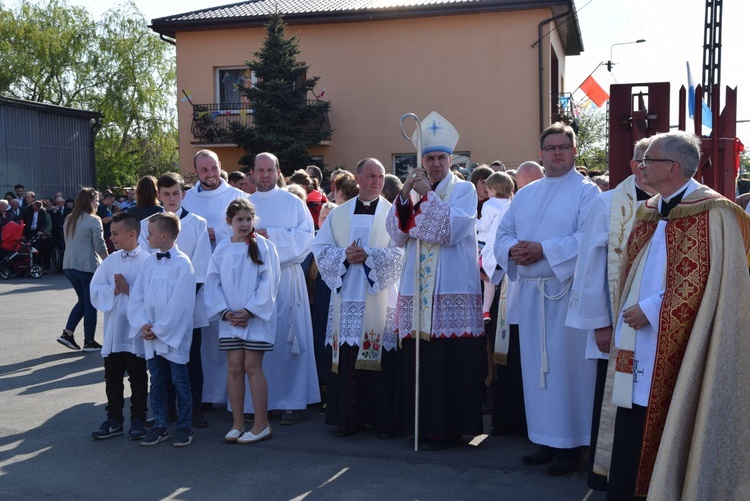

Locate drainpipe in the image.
[159,34,176,46]
[536,2,572,134]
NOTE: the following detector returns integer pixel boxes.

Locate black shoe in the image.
[420,436,463,451]
[82,340,102,352]
[377,431,399,440]
[141,427,170,447]
[192,412,208,428]
[546,447,581,476]
[489,426,513,436]
[129,420,147,440]
[91,419,123,439]
[522,445,558,465]
[57,331,81,351]
[280,410,300,425]
[333,429,356,438]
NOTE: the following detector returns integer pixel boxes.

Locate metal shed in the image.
[0,96,101,200]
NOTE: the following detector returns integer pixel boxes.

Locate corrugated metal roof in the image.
[151,0,582,55]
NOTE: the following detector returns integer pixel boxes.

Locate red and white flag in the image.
[579,75,609,108]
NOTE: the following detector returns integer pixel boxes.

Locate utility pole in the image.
[701,0,723,109]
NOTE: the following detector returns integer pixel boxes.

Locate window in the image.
[216,67,254,108]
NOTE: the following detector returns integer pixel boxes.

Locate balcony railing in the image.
[190,101,331,145]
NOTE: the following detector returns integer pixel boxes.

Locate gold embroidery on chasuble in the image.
[635,212,711,496]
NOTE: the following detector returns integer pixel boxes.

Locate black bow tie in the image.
[121,251,136,259]
[156,251,171,260]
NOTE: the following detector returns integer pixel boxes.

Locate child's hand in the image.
[227,309,251,328]
[114,273,130,295]
[113,274,128,296]
[141,324,156,340]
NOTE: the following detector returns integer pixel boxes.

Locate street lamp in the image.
[606,39,646,72]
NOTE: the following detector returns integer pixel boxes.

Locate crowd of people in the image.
[8,112,750,498]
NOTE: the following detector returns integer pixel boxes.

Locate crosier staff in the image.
[399,113,423,452]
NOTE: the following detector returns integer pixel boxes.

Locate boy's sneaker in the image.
[82,340,102,352]
[91,419,123,439]
[57,331,81,351]
[172,428,193,447]
[140,427,169,446]
[129,420,147,440]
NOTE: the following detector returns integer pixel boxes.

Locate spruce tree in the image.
[229,12,332,175]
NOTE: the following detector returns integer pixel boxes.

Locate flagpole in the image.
[399,113,422,452]
[571,62,605,96]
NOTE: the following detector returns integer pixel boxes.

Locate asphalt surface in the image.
[0,273,607,500]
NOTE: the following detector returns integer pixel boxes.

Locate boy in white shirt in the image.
[90,211,150,440]
[128,212,196,447]
[140,173,212,428]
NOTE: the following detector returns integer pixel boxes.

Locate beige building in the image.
[150,0,583,177]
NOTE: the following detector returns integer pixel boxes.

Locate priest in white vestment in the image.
[249,152,320,424]
[495,122,599,474]
[386,112,484,450]
[565,137,654,491]
[311,158,404,437]
[181,150,249,412]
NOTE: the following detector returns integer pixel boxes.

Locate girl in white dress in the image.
[204,199,280,444]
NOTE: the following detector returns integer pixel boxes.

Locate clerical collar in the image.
[659,180,691,219]
[661,179,692,203]
[355,197,379,214]
[358,196,379,206]
[178,207,188,219]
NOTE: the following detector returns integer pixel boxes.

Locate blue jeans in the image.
[148,356,192,430]
[64,269,96,343]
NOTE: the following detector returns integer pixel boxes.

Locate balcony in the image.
[190,101,331,145]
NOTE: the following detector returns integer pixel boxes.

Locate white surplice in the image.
[566,176,648,360]
[476,197,511,277]
[247,187,320,411]
[90,246,149,357]
[140,208,213,329]
[127,245,196,364]
[182,181,248,403]
[204,236,280,344]
[311,197,403,351]
[495,168,599,448]
[385,174,484,338]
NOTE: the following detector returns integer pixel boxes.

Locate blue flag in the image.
[686,62,713,130]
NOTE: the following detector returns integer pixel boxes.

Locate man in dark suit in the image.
[9,199,22,221]
[49,196,70,246]
[22,199,48,240]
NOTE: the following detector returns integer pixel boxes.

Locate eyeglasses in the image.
[542,144,574,153]
[641,157,674,167]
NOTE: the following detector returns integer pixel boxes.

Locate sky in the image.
[70,0,749,143]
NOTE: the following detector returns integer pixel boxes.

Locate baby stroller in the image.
[0,221,44,279]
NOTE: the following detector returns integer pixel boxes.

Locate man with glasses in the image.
[565,137,655,492]
[594,130,750,499]
[496,122,600,474]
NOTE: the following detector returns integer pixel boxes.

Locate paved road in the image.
[0,273,607,500]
